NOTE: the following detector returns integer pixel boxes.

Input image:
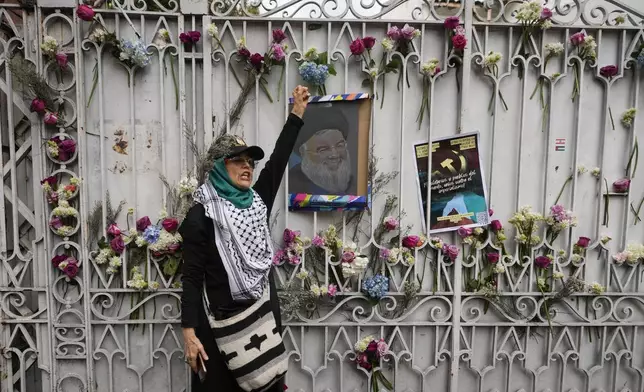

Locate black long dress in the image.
[179,114,304,391]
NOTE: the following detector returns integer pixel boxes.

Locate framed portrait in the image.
[413,132,491,233]
[287,93,371,211]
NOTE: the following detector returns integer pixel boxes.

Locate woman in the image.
[180,85,310,391]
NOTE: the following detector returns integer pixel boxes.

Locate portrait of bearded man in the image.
[288,103,359,196]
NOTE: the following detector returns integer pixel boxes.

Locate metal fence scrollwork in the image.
[2,0,644,391]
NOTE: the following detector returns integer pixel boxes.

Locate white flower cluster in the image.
[47,140,59,158]
[613,243,644,265]
[509,206,543,246]
[55,226,75,237]
[493,264,505,274]
[354,335,373,352]
[148,230,182,253]
[52,200,78,217]
[89,27,110,44]
[126,266,148,290]
[107,256,122,275]
[296,269,309,280]
[515,1,542,22]
[94,248,112,265]
[421,59,440,77]
[381,38,394,52]
[207,23,219,39]
[621,108,637,128]
[176,177,198,197]
[588,281,605,295]
[483,51,502,67]
[41,36,59,57]
[310,284,328,297]
[545,42,564,57]
[342,254,368,277]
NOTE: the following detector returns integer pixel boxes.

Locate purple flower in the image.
[534,255,552,269]
[110,236,125,255]
[57,139,76,161]
[457,227,472,237]
[272,29,287,44]
[30,98,46,114]
[64,259,79,278]
[380,248,391,259]
[349,38,365,56]
[56,52,68,69]
[444,16,460,30]
[273,249,285,265]
[362,36,376,49]
[341,251,355,263]
[283,229,298,245]
[386,26,401,41]
[576,236,591,248]
[312,235,324,247]
[443,244,459,261]
[136,216,152,232]
[162,217,179,233]
[487,253,500,264]
[249,53,264,72]
[570,32,586,46]
[452,34,467,50]
[613,178,631,193]
[600,65,618,78]
[490,220,503,232]
[52,254,67,268]
[271,43,285,62]
[540,7,553,20]
[50,216,63,230]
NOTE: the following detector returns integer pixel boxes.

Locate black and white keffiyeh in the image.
[194,182,274,301]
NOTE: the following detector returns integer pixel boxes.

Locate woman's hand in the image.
[291,85,310,119]
[183,328,208,372]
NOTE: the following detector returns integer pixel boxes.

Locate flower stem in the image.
[87,60,99,108]
[554,175,572,205]
[169,54,179,111]
[571,64,580,102]
[277,65,285,101]
[608,106,615,131]
[603,177,610,226]
[626,137,639,178]
[530,78,541,100]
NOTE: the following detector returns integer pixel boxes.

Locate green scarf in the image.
[208,159,254,209]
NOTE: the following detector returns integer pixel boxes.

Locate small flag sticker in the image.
[555,138,566,152]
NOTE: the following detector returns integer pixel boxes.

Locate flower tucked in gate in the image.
[298,47,336,96]
[354,336,392,392]
[569,31,597,102]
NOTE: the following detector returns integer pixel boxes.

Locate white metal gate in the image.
[2,0,644,391]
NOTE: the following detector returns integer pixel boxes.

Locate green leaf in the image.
[361,78,371,88]
[377,372,394,390]
[163,256,180,276]
[328,65,337,76]
[385,58,401,73]
[318,51,328,65]
[98,236,107,249]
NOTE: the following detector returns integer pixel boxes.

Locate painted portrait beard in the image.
[301,152,352,194]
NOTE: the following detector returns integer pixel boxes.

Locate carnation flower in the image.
[444,16,460,30]
[383,216,399,231]
[613,178,631,193]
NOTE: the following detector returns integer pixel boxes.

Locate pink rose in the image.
[52,254,67,268]
[162,217,179,233]
[600,65,618,78]
[30,98,46,114]
[490,220,503,232]
[452,34,467,50]
[576,236,591,248]
[613,178,631,193]
[136,216,152,232]
[56,52,68,69]
[341,251,355,263]
[272,29,287,44]
[327,284,338,297]
[444,16,460,30]
[110,236,125,255]
[487,253,500,264]
[570,32,586,46]
[534,256,552,269]
[376,339,388,357]
[76,4,95,21]
[349,38,365,56]
[44,112,58,125]
[383,216,399,231]
[386,26,401,41]
[540,7,552,20]
[311,235,324,247]
[106,224,121,236]
[64,259,79,278]
[402,235,421,248]
[457,227,472,237]
[400,24,416,40]
[271,43,285,62]
[249,53,264,72]
[362,36,376,49]
[443,244,459,261]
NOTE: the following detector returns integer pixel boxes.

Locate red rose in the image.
[41,176,57,187]
[110,236,125,255]
[490,220,503,232]
[162,217,179,233]
[487,253,500,264]
[107,224,121,237]
[136,216,152,232]
[534,256,552,269]
[362,36,376,50]
[237,47,251,58]
[452,34,467,50]
[30,98,46,114]
[349,38,365,56]
[402,235,421,249]
[180,31,201,44]
[576,236,591,248]
[64,259,79,278]
[272,29,287,44]
[600,65,618,78]
[249,53,264,72]
[76,4,95,21]
[52,254,67,268]
[56,52,68,69]
[444,16,460,30]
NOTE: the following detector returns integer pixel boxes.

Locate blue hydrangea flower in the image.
[361,274,389,300]
[118,38,151,68]
[299,61,329,86]
[637,49,644,69]
[143,225,161,244]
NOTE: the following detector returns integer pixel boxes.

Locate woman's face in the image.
[225,154,255,189]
